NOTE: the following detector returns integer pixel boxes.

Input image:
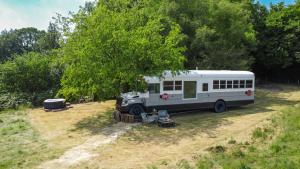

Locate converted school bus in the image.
[116,70,255,115]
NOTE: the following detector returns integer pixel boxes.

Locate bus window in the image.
[163,81,174,91]
[213,80,219,89]
[227,80,233,89]
[220,80,226,89]
[148,83,160,94]
[240,80,245,88]
[202,83,208,91]
[175,81,182,90]
[233,80,239,88]
[246,80,253,88]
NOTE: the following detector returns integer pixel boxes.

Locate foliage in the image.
[0,0,300,104]
[59,0,186,101]
[0,51,63,108]
[251,1,300,80]
[0,110,59,169]
[0,25,61,63]
[162,0,256,70]
[0,27,45,62]
[0,92,31,111]
[0,52,61,93]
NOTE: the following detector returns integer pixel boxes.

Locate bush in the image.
[0,51,63,110]
[0,92,31,110]
[0,52,61,94]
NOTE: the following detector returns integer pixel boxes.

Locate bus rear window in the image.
[246,80,253,88]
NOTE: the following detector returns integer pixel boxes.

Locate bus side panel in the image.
[206,91,254,104]
[145,91,254,112]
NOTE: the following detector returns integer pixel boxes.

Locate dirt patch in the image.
[26,87,300,169]
[28,101,115,151]
[71,88,300,169]
[39,122,138,169]
[75,111,275,169]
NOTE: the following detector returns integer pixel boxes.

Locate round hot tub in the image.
[44,99,66,110]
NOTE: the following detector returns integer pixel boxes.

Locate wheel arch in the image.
[214,99,226,105]
[128,103,146,114]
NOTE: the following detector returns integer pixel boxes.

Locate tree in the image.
[37,23,61,51]
[162,0,256,70]
[59,0,186,101]
[0,26,62,63]
[0,51,60,94]
[251,1,300,81]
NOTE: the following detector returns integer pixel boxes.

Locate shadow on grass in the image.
[122,88,300,145]
[73,109,116,135]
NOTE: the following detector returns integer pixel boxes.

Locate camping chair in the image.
[141,112,158,123]
[157,110,175,127]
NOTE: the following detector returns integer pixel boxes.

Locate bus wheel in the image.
[129,104,144,116]
[214,100,226,113]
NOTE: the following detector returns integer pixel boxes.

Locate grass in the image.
[0,110,59,169]
[1,84,300,169]
[0,101,115,169]
[184,107,300,169]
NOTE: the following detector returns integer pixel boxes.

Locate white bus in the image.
[116,70,255,116]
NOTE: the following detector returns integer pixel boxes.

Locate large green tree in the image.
[251,1,300,80]
[59,0,186,101]
[0,28,45,62]
[162,0,256,70]
[0,25,61,63]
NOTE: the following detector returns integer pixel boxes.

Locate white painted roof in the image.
[144,70,254,83]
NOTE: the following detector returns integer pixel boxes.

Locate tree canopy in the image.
[0,0,300,106]
[59,0,186,100]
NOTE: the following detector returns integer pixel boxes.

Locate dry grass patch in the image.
[28,101,116,150]
[73,86,300,169]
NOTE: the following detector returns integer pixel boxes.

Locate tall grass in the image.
[194,107,300,169]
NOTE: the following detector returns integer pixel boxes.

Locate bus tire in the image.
[129,104,144,116]
[214,100,226,113]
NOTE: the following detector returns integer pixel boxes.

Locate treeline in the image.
[0,0,299,109]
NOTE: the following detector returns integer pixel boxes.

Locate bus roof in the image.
[144,70,254,83]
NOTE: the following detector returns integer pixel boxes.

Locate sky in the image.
[0,0,88,31]
[260,0,295,5]
[0,0,296,32]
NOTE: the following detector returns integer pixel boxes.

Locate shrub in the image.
[252,127,264,139]
[228,138,237,144]
[232,149,245,158]
[207,145,226,153]
[0,51,63,110]
[177,159,193,169]
[0,92,31,111]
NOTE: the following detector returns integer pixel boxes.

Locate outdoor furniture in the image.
[157,110,175,127]
[141,112,158,123]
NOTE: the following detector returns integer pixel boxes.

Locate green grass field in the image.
[0,109,64,169]
[176,105,300,169]
[1,85,300,169]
